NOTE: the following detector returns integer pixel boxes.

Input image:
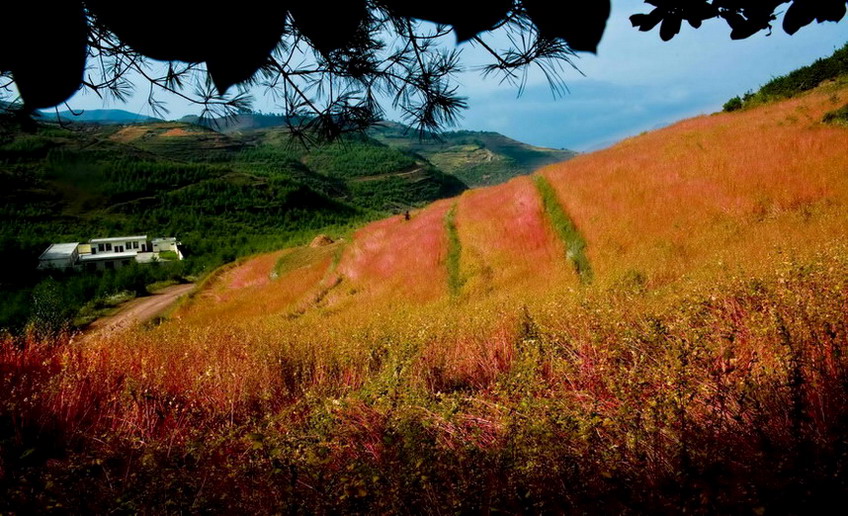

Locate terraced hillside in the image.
[369,121,577,187]
[186,114,576,187]
[174,80,848,326]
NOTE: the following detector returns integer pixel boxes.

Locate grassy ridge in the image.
[444,203,463,297]
[534,175,593,284]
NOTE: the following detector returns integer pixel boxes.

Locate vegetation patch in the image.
[534,175,593,283]
[724,42,848,111]
[444,203,464,297]
[369,123,576,187]
[823,103,848,125]
[273,244,341,279]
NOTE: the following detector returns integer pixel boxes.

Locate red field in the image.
[334,198,453,304]
[455,175,578,295]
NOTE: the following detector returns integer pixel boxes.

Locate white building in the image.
[79,250,139,271]
[37,242,80,270]
[151,237,183,259]
[90,235,150,254]
[37,235,182,271]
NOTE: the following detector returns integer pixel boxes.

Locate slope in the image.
[184,113,576,188]
[178,79,848,325]
[369,121,577,187]
[0,118,463,332]
[37,109,163,124]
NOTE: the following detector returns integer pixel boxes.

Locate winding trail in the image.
[83,283,195,338]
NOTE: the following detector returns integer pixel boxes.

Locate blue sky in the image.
[62,0,847,151]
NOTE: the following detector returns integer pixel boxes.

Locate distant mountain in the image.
[37,109,163,124]
[23,103,574,187]
[369,122,577,187]
[180,113,296,132]
[172,115,575,187]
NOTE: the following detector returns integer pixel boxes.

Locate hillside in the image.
[3,60,848,512]
[0,119,464,331]
[369,121,577,187]
[188,114,576,187]
[180,112,293,132]
[173,79,848,321]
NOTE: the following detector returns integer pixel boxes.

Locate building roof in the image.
[152,237,178,243]
[79,251,139,262]
[38,242,79,261]
[90,235,147,244]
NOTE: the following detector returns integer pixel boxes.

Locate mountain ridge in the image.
[46,108,576,188]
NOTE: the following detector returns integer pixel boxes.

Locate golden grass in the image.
[540,88,848,289]
[454,175,578,297]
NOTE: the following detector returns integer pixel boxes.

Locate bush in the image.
[823,104,848,125]
[723,96,743,112]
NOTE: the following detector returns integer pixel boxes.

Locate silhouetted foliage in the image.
[630,0,846,40]
[2,2,844,137]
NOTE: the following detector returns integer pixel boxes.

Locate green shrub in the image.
[723,43,848,110]
[823,104,848,125]
[723,96,743,112]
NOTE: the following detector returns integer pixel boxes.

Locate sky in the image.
[59,0,847,152]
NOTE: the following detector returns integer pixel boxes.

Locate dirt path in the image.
[351,167,423,182]
[83,283,195,338]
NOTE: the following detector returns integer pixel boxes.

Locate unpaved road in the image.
[351,167,423,182]
[83,283,195,338]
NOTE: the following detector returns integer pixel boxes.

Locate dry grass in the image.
[454,175,578,297]
[333,199,453,305]
[540,88,848,289]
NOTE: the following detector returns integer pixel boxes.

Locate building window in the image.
[98,244,105,252]
[133,241,139,249]
[106,243,112,251]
